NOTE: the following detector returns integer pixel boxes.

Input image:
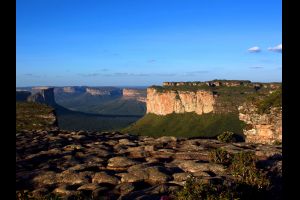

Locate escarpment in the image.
[122,88,147,102]
[146,88,215,115]
[238,88,282,144]
[146,80,281,116]
[28,88,56,106]
[16,101,58,131]
[86,87,122,96]
[238,104,282,144]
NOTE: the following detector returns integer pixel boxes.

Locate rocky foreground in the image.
[16,130,282,200]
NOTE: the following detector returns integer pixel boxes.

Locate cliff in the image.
[86,87,111,95]
[122,88,146,102]
[85,87,122,96]
[28,88,56,106]
[16,102,58,131]
[162,80,281,89]
[147,81,281,116]
[238,102,282,144]
[146,88,215,115]
[63,87,76,93]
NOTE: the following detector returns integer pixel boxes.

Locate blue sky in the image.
[16,0,282,86]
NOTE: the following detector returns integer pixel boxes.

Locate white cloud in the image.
[268,44,282,53]
[248,46,261,53]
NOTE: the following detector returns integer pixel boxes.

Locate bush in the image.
[217,131,236,143]
[209,148,233,166]
[229,152,270,189]
[175,152,273,200]
[256,88,282,114]
[16,191,62,200]
[175,176,238,200]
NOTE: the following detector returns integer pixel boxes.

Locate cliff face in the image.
[16,102,58,131]
[86,88,111,95]
[85,87,122,96]
[238,105,282,144]
[63,87,76,93]
[122,88,146,102]
[162,81,280,89]
[28,88,56,106]
[146,88,215,115]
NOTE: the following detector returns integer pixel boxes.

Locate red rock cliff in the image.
[146,88,215,115]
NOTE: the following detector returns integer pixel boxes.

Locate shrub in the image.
[256,88,282,114]
[175,176,238,200]
[229,152,270,189]
[16,191,62,200]
[217,131,236,143]
[209,148,233,166]
[176,152,273,200]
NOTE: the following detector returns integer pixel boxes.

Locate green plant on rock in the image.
[229,152,270,189]
[176,152,275,200]
[16,191,62,200]
[175,176,239,200]
[256,88,282,114]
[209,148,233,166]
[217,131,235,143]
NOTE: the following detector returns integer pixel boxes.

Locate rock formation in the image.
[163,80,252,87]
[146,88,215,115]
[28,88,56,106]
[86,87,111,96]
[16,130,282,199]
[122,88,146,102]
[63,87,76,93]
[147,81,281,116]
[238,104,282,144]
[162,80,280,89]
[16,101,58,131]
[85,87,122,96]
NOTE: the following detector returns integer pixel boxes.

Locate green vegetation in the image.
[123,112,246,138]
[54,104,142,132]
[150,85,212,93]
[256,88,282,114]
[16,102,56,132]
[176,152,273,200]
[56,111,141,132]
[55,91,146,115]
[230,152,270,189]
[217,131,235,143]
[209,148,233,165]
[86,98,146,115]
[16,191,62,200]
[175,177,236,200]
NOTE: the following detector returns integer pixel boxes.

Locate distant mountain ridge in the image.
[16,87,144,131]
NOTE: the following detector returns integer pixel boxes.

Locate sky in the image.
[16,0,282,87]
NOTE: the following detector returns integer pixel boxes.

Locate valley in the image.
[16,86,147,132]
[16,80,282,199]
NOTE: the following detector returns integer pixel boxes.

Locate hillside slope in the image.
[123,112,245,138]
[55,92,146,115]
